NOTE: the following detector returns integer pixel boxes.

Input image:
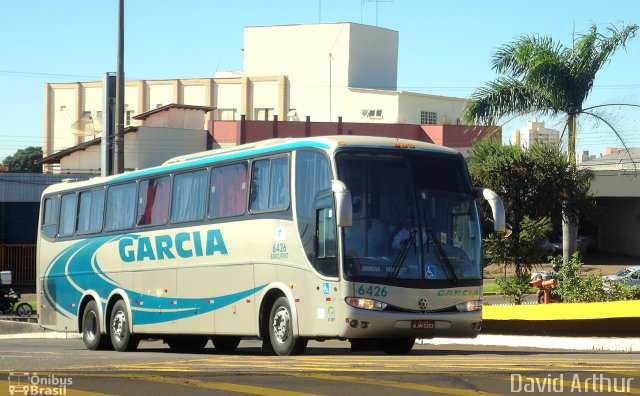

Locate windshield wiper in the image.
[388,227,416,281]
[427,229,458,284]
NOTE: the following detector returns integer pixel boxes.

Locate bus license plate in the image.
[411,320,435,329]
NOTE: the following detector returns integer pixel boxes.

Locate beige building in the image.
[511,120,560,148]
[39,104,211,174]
[43,23,470,172]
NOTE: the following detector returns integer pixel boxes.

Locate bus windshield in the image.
[336,150,481,284]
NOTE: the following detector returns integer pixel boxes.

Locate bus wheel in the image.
[211,336,241,354]
[109,300,139,352]
[268,297,307,356]
[82,300,112,350]
[166,336,209,353]
[381,338,415,355]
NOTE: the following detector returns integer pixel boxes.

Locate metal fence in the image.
[0,244,36,286]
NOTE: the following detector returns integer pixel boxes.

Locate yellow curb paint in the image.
[483,300,640,321]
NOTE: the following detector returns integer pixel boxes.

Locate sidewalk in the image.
[419,335,640,352]
[2,320,638,352]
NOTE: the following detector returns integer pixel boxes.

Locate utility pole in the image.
[114,0,125,174]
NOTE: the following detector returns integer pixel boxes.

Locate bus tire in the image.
[267,297,307,356]
[82,300,112,350]
[211,336,241,354]
[166,336,209,353]
[109,300,139,352]
[381,338,415,355]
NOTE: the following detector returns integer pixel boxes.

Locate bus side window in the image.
[42,196,60,238]
[209,163,248,219]
[77,189,105,234]
[314,193,338,277]
[249,156,290,212]
[105,182,137,231]
[137,176,171,226]
[58,193,77,238]
[172,169,208,223]
[317,207,337,258]
[295,150,332,272]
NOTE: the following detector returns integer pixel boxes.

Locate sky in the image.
[1,0,639,162]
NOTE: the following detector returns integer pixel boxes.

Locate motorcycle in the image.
[0,287,33,317]
[529,269,562,304]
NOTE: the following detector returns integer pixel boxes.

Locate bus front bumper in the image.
[339,306,482,339]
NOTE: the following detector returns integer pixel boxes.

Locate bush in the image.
[554,253,640,302]
[494,272,532,304]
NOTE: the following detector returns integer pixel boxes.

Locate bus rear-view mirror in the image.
[331,180,352,228]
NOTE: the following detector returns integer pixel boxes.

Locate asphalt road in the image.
[1,338,639,395]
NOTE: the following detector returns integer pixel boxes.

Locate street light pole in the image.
[114,0,125,174]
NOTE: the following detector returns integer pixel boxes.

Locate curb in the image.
[483,300,640,321]
[418,335,640,352]
[0,332,82,340]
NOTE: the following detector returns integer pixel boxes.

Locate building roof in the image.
[133,104,216,121]
[0,173,91,202]
[36,127,138,165]
[579,148,640,170]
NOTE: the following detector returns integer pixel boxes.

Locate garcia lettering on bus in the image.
[436,289,480,297]
[119,229,228,263]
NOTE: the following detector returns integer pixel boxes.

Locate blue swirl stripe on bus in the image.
[44,235,266,325]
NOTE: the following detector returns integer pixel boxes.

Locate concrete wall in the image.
[244,23,398,122]
[348,24,398,90]
[59,144,101,173]
[398,92,468,125]
[141,108,208,130]
[131,127,206,170]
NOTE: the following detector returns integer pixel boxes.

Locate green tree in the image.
[2,146,43,173]
[468,138,594,274]
[463,23,639,261]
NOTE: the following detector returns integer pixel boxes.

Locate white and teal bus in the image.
[37,136,505,355]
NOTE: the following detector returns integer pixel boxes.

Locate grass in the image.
[483,282,503,294]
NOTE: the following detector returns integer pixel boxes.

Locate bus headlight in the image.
[456,300,482,312]
[346,297,388,311]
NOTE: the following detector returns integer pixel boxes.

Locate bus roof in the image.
[41,135,459,195]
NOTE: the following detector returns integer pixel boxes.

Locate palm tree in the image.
[463,23,639,261]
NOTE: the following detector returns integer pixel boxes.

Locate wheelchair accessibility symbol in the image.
[322,282,330,295]
[425,265,437,279]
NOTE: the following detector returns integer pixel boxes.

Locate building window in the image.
[125,110,134,125]
[254,108,274,121]
[421,111,438,125]
[218,108,237,121]
[59,105,67,112]
[362,109,383,119]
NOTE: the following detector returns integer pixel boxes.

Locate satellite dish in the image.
[71,112,103,137]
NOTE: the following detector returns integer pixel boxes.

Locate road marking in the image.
[20,372,321,396]
[67,354,640,374]
[285,372,502,396]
